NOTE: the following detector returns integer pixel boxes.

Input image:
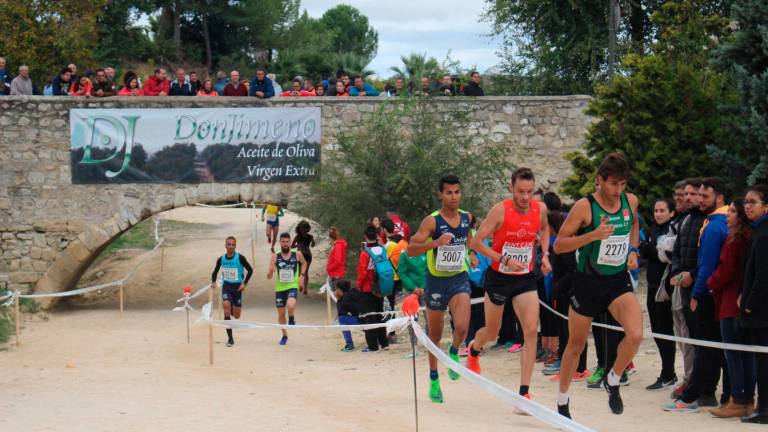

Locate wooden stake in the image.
[15,294,20,347]
[208,285,214,365]
[325,283,332,325]
[119,283,124,317]
[160,246,165,271]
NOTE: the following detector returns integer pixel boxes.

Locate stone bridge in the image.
[0,95,591,305]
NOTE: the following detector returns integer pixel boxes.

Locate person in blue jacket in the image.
[249,68,274,99]
[348,75,379,96]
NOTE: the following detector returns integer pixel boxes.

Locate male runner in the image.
[406,174,477,403]
[267,232,307,345]
[210,236,254,347]
[467,167,551,408]
[262,203,284,253]
[553,153,642,418]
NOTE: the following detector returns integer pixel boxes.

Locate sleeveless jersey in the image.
[265,205,280,222]
[576,193,634,276]
[427,210,470,277]
[491,199,541,275]
[220,252,244,283]
[275,250,300,291]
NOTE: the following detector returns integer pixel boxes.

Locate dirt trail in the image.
[0,207,753,432]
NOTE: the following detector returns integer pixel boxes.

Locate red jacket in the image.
[224,82,249,96]
[326,239,348,278]
[356,243,384,293]
[707,234,749,320]
[143,76,169,96]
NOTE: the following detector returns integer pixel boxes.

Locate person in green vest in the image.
[267,232,308,346]
[553,153,642,419]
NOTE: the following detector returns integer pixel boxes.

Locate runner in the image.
[267,232,308,345]
[210,236,253,347]
[292,220,315,295]
[467,167,551,410]
[261,203,284,253]
[553,153,642,418]
[405,174,477,403]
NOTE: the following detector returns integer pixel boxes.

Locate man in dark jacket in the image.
[92,69,116,97]
[51,67,72,96]
[169,68,195,96]
[740,184,768,424]
[668,177,705,398]
[463,71,485,96]
[0,56,12,95]
[250,68,275,99]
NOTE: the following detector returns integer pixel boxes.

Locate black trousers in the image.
[681,295,726,403]
[647,283,677,380]
[361,293,389,351]
[748,327,768,413]
[556,293,587,372]
[593,312,622,371]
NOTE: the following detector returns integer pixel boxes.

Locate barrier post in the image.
[15,294,21,347]
[208,285,214,365]
[325,281,332,325]
[119,282,124,317]
[160,246,165,271]
[409,324,419,432]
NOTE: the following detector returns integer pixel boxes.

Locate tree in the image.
[330,53,374,79]
[0,0,104,85]
[560,1,741,212]
[715,0,768,186]
[319,4,378,61]
[295,99,507,244]
[93,0,156,67]
[390,53,442,90]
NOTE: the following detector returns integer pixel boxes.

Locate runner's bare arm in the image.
[466,212,479,268]
[554,198,601,254]
[406,215,438,256]
[627,193,640,270]
[538,202,552,274]
[297,251,308,276]
[266,253,276,279]
[469,202,505,262]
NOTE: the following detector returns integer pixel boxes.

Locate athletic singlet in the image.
[221,252,245,283]
[576,193,634,276]
[275,250,300,292]
[265,205,280,222]
[427,210,470,277]
[491,199,541,275]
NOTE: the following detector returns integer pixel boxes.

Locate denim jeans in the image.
[338,314,360,347]
[720,318,756,403]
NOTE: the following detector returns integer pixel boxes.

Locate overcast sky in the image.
[301,0,502,77]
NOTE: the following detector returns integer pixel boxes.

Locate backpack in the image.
[363,245,395,297]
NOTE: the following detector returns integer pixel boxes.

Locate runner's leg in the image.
[426,309,445,372]
[606,292,643,377]
[447,292,470,351]
[513,291,540,389]
[471,294,504,350]
[559,309,592,394]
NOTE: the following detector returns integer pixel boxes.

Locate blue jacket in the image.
[467,239,491,287]
[213,79,228,95]
[692,206,729,299]
[51,75,72,96]
[349,83,379,96]
[249,76,274,98]
[169,80,194,96]
[0,69,11,95]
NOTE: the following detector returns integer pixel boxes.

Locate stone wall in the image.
[0,95,591,304]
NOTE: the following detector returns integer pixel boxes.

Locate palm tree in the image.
[390,53,442,90]
[331,52,375,79]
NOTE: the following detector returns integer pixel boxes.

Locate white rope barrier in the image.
[194,202,248,208]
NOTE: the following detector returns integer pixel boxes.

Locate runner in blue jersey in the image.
[211,236,254,347]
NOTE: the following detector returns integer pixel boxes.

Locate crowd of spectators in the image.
[0,58,486,98]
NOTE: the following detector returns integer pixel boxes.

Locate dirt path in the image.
[0,207,756,432]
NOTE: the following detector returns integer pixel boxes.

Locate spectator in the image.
[383,77,409,97]
[213,70,228,95]
[464,71,485,96]
[340,73,351,91]
[707,198,754,418]
[267,73,282,96]
[197,79,218,96]
[314,83,325,96]
[281,79,313,97]
[438,74,457,96]
[51,67,72,96]
[673,180,687,217]
[303,79,316,95]
[118,76,143,96]
[242,79,250,95]
[418,76,433,96]
[67,63,78,78]
[104,67,117,90]
[9,65,34,96]
[249,68,274,99]
[326,226,348,283]
[143,67,169,96]
[334,81,349,96]
[334,279,362,352]
[385,208,411,241]
[639,198,678,390]
[169,68,194,96]
[189,71,201,94]
[92,69,116,97]
[348,76,379,96]
[69,75,93,97]
[740,184,768,424]
[357,225,389,352]
[0,57,12,95]
[223,70,248,96]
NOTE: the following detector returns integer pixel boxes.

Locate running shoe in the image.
[670,383,687,399]
[459,347,470,357]
[604,381,624,415]
[226,340,234,347]
[340,345,355,352]
[513,393,533,415]
[361,347,377,352]
[548,370,591,382]
[741,412,768,424]
[279,335,288,345]
[447,349,461,381]
[646,376,677,391]
[587,367,605,385]
[662,400,700,413]
[620,371,629,386]
[544,354,560,367]
[557,401,572,419]
[466,341,481,374]
[508,343,523,353]
[429,378,444,403]
[542,360,561,375]
[536,348,549,363]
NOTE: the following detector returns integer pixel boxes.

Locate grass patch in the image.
[100,219,215,259]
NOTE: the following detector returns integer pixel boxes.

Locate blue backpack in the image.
[363,245,395,296]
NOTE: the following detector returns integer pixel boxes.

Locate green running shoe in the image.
[429,378,444,403]
[587,367,605,386]
[447,351,461,381]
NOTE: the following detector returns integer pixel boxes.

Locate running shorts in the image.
[570,271,633,318]
[484,269,537,306]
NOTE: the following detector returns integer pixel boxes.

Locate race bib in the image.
[266,214,277,222]
[499,243,533,274]
[279,268,294,283]
[221,267,239,281]
[436,244,466,272]
[597,234,630,267]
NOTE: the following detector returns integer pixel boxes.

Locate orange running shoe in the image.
[466,341,481,374]
[514,393,533,415]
